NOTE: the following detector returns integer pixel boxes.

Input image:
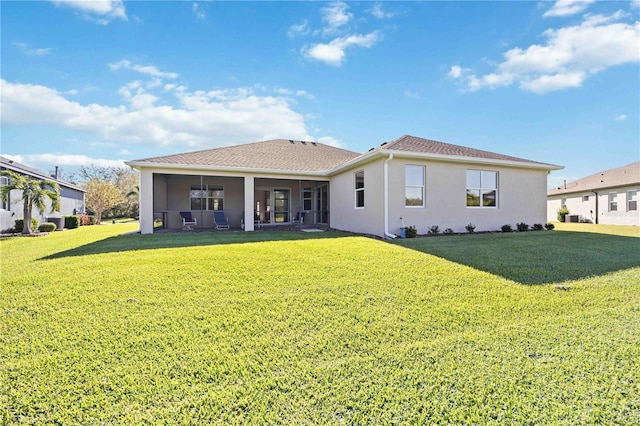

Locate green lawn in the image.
[1,224,639,424]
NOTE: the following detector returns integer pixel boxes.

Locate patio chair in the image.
[213,210,230,230]
[180,211,197,230]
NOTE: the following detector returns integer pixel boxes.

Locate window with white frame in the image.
[405,165,425,207]
[0,176,8,210]
[582,195,589,202]
[190,185,224,210]
[355,170,364,208]
[561,198,567,209]
[466,170,498,208]
[628,190,637,211]
[609,192,618,212]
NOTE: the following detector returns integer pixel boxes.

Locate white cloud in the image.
[544,0,595,18]
[403,90,419,99]
[49,0,127,24]
[13,42,53,56]
[632,0,640,9]
[447,65,463,79]
[450,11,640,93]
[288,20,310,38]
[615,114,628,121]
[0,78,332,149]
[192,3,206,20]
[320,1,352,35]
[304,31,382,66]
[5,153,127,169]
[368,2,396,19]
[109,60,179,79]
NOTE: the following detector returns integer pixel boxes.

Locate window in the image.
[609,192,618,212]
[302,188,313,211]
[582,195,589,202]
[355,171,365,208]
[405,165,425,207]
[190,185,224,210]
[561,198,567,209]
[628,190,637,211]
[0,176,8,210]
[466,170,498,208]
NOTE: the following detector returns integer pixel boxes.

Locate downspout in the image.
[592,191,598,224]
[384,153,397,239]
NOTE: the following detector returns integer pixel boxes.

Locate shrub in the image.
[38,222,57,232]
[545,223,555,231]
[14,218,39,233]
[557,206,570,222]
[405,226,417,238]
[444,228,454,235]
[64,215,81,229]
[78,214,98,226]
[532,223,544,231]
[501,224,513,233]
[517,222,529,232]
[427,225,440,235]
[465,223,476,233]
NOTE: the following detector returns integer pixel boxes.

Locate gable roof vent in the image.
[289,140,295,144]
[311,142,317,146]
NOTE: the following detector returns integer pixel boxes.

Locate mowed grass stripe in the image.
[1,225,639,424]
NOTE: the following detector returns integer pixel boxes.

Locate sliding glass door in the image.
[273,189,290,223]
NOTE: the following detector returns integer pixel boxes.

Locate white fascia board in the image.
[327,150,563,175]
[124,161,330,181]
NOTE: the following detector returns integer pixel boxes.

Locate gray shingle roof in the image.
[548,161,640,195]
[132,139,361,172]
[373,135,549,165]
[129,135,560,173]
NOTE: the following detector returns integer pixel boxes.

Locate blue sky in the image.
[1,0,638,188]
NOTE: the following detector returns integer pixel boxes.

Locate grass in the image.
[1,224,639,424]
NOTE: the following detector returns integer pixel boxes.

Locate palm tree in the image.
[0,170,61,234]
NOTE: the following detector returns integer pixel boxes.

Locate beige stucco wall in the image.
[329,158,385,236]
[548,185,639,225]
[387,159,550,234]
[330,157,550,237]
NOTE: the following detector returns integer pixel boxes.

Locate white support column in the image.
[139,169,154,234]
[244,175,254,232]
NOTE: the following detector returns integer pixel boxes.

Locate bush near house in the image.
[405,225,418,238]
[501,224,513,233]
[557,206,570,222]
[38,223,57,233]
[427,225,440,235]
[532,223,544,231]
[14,218,39,233]
[517,222,529,232]
[545,223,555,231]
[64,215,81,229]
[465,223,476,233]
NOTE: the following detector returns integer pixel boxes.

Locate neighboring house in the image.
[547,162,640,226]
[0,156,86,232]
[126,135,562,238]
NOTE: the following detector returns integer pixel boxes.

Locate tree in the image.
[84,178,122,224]
[80,165,139,218]
[0,170,61,235]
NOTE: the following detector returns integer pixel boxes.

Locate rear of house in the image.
[330,136,558,237]
[547,162,639,226]
[127,135,561,237]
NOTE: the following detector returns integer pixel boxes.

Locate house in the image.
[126,135,562,237]
[0,156,86,232]
[547,162,639,226]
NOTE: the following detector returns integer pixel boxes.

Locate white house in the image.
[0,156,86,232]
[547,162,639,226]
[126,135,562,238]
